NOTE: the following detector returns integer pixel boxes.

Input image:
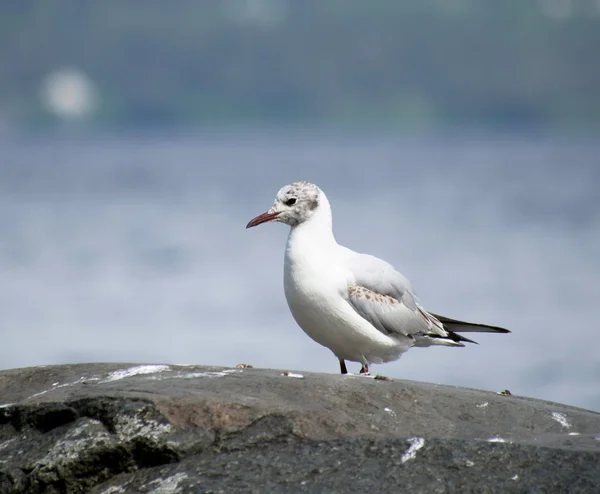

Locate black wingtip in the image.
[449,332,479,345]
[486,327,511,334]
[429,313,511,334]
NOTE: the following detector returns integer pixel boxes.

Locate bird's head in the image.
[246,181,323,229]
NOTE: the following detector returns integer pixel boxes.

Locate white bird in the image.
[246,181,510,375]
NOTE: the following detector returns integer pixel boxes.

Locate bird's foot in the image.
[359,364,370,375]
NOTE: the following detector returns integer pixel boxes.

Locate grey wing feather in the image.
[344,252,447,339]
[346,286,438,338]
[345,252,417,309]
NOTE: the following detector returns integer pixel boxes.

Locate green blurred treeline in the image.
[1,0,599,129]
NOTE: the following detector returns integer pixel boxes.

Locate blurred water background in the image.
[1,1,599,411]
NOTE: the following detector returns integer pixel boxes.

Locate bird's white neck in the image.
[288,194,336,247]
[283,194,346,297]
[285,195,338,280]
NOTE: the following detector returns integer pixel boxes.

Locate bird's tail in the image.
[430,313,511,335]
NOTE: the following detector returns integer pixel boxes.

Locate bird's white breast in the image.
[283,224,406,363]
[283,228,349,317]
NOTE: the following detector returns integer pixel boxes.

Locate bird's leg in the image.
[359,363,369,375]
[339,359,348,374]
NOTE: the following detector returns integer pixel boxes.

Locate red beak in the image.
[246,211,280,229]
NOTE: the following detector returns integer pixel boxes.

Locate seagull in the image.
[246,181,510,375]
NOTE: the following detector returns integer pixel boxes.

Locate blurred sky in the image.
[1,1,599,411]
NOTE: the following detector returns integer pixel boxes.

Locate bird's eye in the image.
[285,198,297,206]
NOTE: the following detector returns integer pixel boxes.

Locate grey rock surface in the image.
[0,363,598,493]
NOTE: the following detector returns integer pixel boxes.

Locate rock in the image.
[0,363,598,493]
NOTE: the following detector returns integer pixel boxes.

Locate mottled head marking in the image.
[272,181,321,226]
[246,181,328,229]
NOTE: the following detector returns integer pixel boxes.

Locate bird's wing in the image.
[344,251,415,304]
[342,250,508,344]
[346,283,450,340]
[343,251,448,339]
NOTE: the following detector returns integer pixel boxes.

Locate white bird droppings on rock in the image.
[147,472,189,494]
[282,371,304,378]
[512,474,519,481]
[22,376,101,402]
[551,412,572,429]
[101,365,171,383]
[401,437,425,463]
[476,402,489,408]
[568,432,580,436]
[174,370,240,379]
[487,436,506,443]
[27,389,52,399]
[99,485,126,494]
[383,407,396,417]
